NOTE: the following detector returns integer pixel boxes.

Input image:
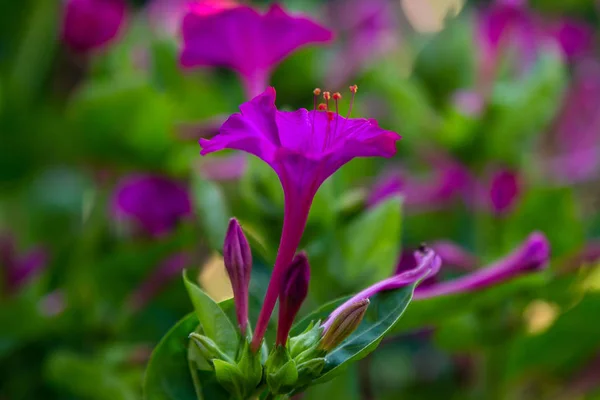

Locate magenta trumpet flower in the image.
[180,3,333,98]
[223,218,253,335]
[323,247,442,331]
[200,86,400,351]
[414,232,550,300]
[61,0,127,54]
[277,252,310,347]
[111,174,192,238]
[488,168,520,215]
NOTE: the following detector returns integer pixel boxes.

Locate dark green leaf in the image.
[143,313,199,400]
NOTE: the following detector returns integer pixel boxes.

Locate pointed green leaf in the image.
[183,271,238,358]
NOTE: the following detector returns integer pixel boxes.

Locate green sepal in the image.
[289,321,323,359]
[213,359,245,400]
[296,357,326,387]
[265,346,298,394]
[237,340,263,393]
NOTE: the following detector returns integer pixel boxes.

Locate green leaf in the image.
[191,177,230,251]
[291,284,415,385]
[183,271,238,358]
[143,313,199,400]
[342,196,402,286]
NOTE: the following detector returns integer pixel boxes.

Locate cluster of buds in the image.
[188,218,372,397]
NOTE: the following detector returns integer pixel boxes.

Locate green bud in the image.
[189,333,232,365]
[213,360,245,400]
[289,322,323,359]
[296,357,326,386]
[265,346,298,394]
[319,299,369,352]
[237,341,262,392]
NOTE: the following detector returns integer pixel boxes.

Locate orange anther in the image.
[318,103,327,111]
[323,91,331,101]
[349,85,358,93]
[313,88,321,96]
[333,92,342,100]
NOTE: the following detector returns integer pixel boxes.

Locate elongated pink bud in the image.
[276,252,310,347]
[223,218,252,335]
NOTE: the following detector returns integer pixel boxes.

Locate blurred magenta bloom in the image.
[323,247,441,331]
[0,235,47,295]
[368,157,471,211]
[111,174,192,238]
[200,86,400,350]
[488,168,520,215]
[126,252,193,312]
[180,3,333,98]
[62,0,127,53]
[223,218,252,335]
[197,154,247,181]
[545,19,594,61]
[326,0,399,87]
[277,252,310,347]
[414,232,550,299]
[548,60,600,183]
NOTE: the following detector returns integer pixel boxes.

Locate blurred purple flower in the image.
[326,0,399,88]
[126,251,193,312]
[368,156,471,212]
[200,86,400,351]
[323,247,441,330]
[62,0,127,53]
[277,252,310,346]
[488,168,520,215]
[197,153,247,181]
[111,174,192,238]
[180,3,333,98]
[414,232,550,299]
[0,235,47,295]
[548,60,600,183]
[545,19,594,61]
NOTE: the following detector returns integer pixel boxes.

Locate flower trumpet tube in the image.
[414,232,550,300]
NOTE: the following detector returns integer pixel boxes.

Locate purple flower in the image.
[547,60,600,183]
[277,252,310,347]
[126,252,193,312]
[180,3,333,98]
[368,155,471,212]
[111,174,192,238]
[323,247,441,331]
[197,154,248,181]
[488,168,520,215]
[223,218,252,335]
[325,0,399,88]
[200,86,400,351]
[0,235,47,295]
[545,19,594,61]
[62,0,127,53]
[414,232,550,300]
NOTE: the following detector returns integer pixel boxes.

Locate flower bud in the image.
[188,333,232,365]
[276,252,310,346]
[319,299,369,352]
[223,218,252,335]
